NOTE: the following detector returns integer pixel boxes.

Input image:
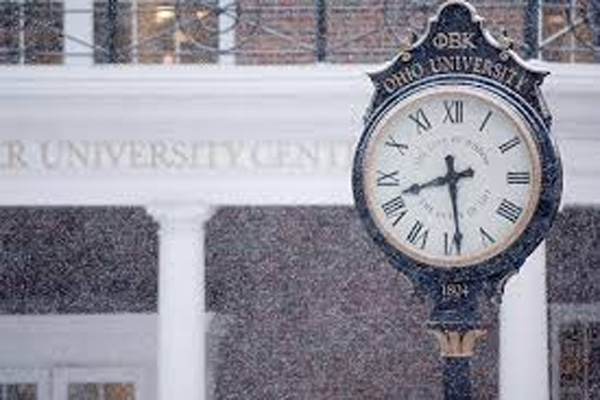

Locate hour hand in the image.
[458,167,474,180]
[402,175,448,195]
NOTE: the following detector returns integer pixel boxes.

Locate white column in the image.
[147,203,214,400]
[63,0,94,65]
[500,242,548,400]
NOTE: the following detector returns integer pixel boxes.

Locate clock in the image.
[353,78,561,281]
[353,0,562,294]
[362,84,540,268]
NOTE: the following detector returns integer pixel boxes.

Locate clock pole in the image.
[430,327,486,400]
[443,353,473,400]
[427,280,486,399]
[352,1,562,398]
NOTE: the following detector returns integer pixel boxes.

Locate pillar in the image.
[147,203,214,400]
[63,0,94,65]
[500,242,548,400]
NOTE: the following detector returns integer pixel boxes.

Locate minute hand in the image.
[448,178,463,254]
[445,155,475,255]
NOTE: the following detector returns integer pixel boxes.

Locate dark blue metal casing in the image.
[352,1,562,324]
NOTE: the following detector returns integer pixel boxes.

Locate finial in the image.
[499,28,514,61]
[398,31,416,62]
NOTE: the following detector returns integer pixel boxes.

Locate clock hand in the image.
[402,175,448,195]
[457,167,475,180]
[444,155,475,255]
[445,155,462,254]
[448,179,463,254]
[402,165,474,196]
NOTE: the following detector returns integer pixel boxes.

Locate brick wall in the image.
[547,207,600,304]
[234,0,528,65]
[0,207,157,314]
[207,207,499,399]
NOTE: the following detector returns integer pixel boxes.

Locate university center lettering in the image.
[0,139,354,173]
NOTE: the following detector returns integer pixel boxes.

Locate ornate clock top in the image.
[366,0,551,127]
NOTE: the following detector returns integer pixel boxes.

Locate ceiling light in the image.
[155,6,175,23]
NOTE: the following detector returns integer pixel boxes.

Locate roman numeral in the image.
[479,110,493,132]
[496,199,523,223]
[444,232,461,255]
[507,171,531,185]
[377,170,400,187]
[498,137,521,154]
[443,100,464,124]
[409,108,432,134]
[385,135,408,155]
[407,220,429,249]
[479,227,496,247]
[381,195,408,226]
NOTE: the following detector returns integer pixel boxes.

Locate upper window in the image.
[0,0,598,65]
[0,0,63,65]
[93,0,218,64]
[541,0,600,62]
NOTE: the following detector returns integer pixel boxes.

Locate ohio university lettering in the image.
[382,55,531,94]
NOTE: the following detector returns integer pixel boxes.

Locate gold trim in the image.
[363,85,543,268]
[430,329,487,358]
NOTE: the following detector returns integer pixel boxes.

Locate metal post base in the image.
[443,357,472,400]
[430,328,486,400]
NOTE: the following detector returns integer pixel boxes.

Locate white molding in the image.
[0,64,599,206]
[147,202,215,227]
[0,314,156,368]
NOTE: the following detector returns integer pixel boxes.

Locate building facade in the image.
[1,1,600,400]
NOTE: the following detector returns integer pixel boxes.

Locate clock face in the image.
[362,85,542,268]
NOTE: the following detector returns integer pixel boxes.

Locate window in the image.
[0,385,37,400]
[67,383,134,400]
[557,322,600,399]
[0,0,63,65]
[93,1,133,64]
[551,304,600,400]
[0,369,50,400]
[93,0,218,64]
[541,0,600,63]
[53,368,145,400]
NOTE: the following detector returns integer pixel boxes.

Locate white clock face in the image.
[363,86,542,268]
